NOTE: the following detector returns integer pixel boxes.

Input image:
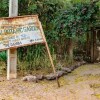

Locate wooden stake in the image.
[39,22,60,87]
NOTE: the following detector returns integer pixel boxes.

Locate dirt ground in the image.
[0,63,100,100]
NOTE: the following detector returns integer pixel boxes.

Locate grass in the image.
[95,94,100,99]
[90,83,100,88]
[75,76,84,83]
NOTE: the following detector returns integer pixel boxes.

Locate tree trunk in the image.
[91,28,94,62]
[86,32,90,56]
[67,38,73,64]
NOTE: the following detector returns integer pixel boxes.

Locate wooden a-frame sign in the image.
[0,15,60,87]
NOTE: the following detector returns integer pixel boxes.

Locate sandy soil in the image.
[0,63,100,100]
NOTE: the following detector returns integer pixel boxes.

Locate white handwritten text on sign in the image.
[0,15,44,50]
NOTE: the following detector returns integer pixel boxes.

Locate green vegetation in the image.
[0,0,100,73]
[55,1,99,62]
[0,51,7,64]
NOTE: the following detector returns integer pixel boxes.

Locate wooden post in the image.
[7,0,18,80]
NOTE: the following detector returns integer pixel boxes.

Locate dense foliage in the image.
[0,0,99,72]
[0,0,8,17]
[55,1,99,38]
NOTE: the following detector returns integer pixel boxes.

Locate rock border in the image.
[22,61,87,82]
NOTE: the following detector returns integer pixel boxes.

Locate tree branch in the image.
[91,0,100,4]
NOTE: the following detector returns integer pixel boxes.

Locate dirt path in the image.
[0,63,100,100]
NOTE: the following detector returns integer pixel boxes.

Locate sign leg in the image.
[45,43,60,87]
[7,49,17,80]
[39,22,60,87]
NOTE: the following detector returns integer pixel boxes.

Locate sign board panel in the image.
[0,15,44,51]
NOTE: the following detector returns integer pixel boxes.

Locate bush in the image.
[0,51,7,64]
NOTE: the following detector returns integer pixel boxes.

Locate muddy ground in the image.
[0,63,100,100]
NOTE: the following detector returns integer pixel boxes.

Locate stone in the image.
[76,62,81,67]
[45,73,57,80]
[27,75,37,82]
[80,61,87,65]
[56,71,66,78]
[22,75,38,82]
[36,75,44,80]
[70,65,76,71]
[22,76,27,81]
[61,67,72,73]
